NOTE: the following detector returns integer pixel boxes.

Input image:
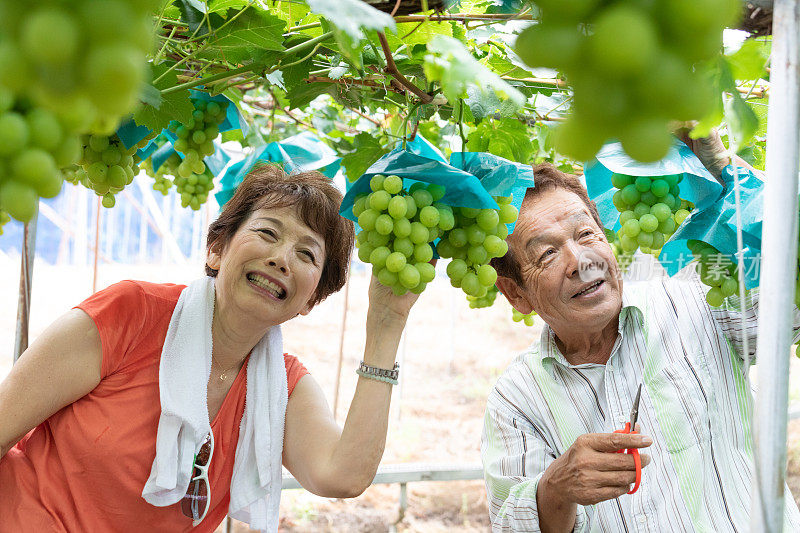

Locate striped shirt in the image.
[481,272,800,532]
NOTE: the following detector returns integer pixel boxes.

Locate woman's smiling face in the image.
[207,204,326,326]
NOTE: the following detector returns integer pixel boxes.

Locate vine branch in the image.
[377,32,434,104]
[305,75,405,95]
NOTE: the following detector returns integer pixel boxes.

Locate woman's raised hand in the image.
[366,273,422,325]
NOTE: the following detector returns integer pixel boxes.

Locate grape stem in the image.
[154,26,178,65]
[458,99,468,151]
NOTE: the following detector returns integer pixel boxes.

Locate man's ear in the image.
[496,276,534,315]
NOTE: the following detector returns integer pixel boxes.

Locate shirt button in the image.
[617,415,628,425]
[607,366,615,372]
[637,515,647,524]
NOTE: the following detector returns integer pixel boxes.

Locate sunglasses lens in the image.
[180,477,209,520]
[194,438,212,467]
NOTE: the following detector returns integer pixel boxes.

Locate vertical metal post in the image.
[332,271,351,418]
[752,1,800,530]
[13,212,38,362]
[92,197,102,294]
[396,329,407,421]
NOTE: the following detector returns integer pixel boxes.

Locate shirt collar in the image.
[537,290,644,369]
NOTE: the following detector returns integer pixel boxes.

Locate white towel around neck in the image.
[141,276,287,532]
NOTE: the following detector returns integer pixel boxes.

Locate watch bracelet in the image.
[357,361,400,384]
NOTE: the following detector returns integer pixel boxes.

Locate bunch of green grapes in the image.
[515,0,740,162]
[352,175,447,295]
[0,0,157,133]
[605,228,634,271]
[512,308,536,326]
[78,132,148,208]
[142,154,178,196]
[611,173,692,255]
[62,165,87,187]
[467,284,499,309]
[0,209,10,235]
[437,197,518,298]
[168,99,227,179]
[0,92,81,222]
[687,239,741,307]
[174,168,214,210]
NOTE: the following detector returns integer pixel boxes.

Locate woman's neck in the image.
[211,299,270,369]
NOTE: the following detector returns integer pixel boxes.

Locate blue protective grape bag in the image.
[216,132,341,208]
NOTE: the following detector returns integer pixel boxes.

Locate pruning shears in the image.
[614,383,642,494]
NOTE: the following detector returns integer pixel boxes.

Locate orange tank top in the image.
[0,280,308,532]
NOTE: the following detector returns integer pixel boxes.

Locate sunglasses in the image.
[181,432,214,526]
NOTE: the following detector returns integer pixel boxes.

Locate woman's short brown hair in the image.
[490,162,604,286]
[206,163,354,306]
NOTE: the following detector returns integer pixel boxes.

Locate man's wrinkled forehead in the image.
[524,211,594,251]
[520,187,594,228]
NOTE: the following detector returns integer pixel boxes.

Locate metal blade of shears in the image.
[629,383,642,430]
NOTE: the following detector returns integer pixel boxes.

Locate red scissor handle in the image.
[614,422,642,494]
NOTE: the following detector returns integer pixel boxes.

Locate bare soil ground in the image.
[1,255,798,532]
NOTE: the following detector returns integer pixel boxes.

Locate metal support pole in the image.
[332,271,351,418]
[13,212,38,362]
[92,197,102,294]
[752,0,800,530]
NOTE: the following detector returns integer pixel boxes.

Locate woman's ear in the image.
[297,296,316,316]
[206,243,222,271]
[496,276,534,315]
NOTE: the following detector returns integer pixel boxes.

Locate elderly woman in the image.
[0,165,418,532]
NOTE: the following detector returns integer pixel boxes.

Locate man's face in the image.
[500,187,623,333]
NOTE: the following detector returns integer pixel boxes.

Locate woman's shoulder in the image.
[80,280,187,313]
[111,279,187,301]
[76,281,188,377]
[283,353,309,396]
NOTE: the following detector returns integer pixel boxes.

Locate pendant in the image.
[219,372,226,381]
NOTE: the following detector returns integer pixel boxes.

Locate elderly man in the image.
[481,160,800,532]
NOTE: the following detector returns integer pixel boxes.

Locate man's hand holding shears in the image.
[537,384,650,533]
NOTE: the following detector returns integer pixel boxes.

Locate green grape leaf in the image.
[737,141,765,170]
[134,64,195,132]
[307,0,396,40]
[139,83,162,108]
[279,53,315,93]
[465,85,518,119]
[424,36,525,112]
[718,58,760,147]
[728,38,769,81]
[331,26,364,71]
[328,62,350,80]
[747,97,769,138]
[341,132,389,181]
[286,81,334,109]
[206,0,250,14]
[385,20,453,49]
[173,0,225,37]
[204,9,286,63]
[466,118,533,163]
[271,1,314,24]
[692,59,726,139]
[725,92,759,148]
